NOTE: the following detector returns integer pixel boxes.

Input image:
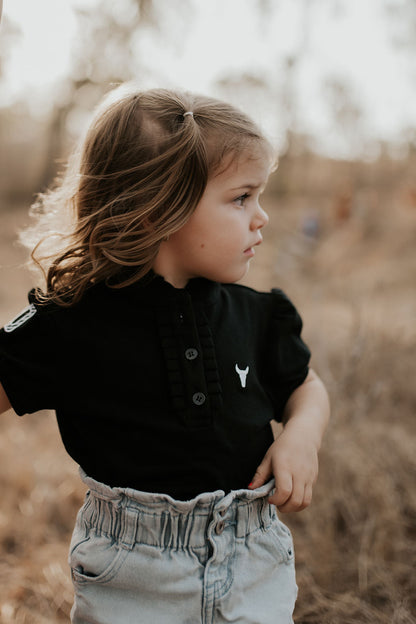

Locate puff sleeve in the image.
[265,288,311,420]
[0,289,63,415]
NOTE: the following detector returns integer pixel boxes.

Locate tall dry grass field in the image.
[0,185,415,623]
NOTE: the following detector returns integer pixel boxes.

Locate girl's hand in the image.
[248,369,330,513]
[248,428,319,512]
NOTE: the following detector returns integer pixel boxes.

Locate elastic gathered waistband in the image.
[79,469,277,551]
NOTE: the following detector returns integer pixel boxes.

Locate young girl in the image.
[0,85,329,624]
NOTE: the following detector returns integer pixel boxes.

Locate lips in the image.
[244,248,255,257]
[244,236,263,255]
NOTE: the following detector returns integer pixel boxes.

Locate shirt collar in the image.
[140,272,221,304]
[93,271,221,306]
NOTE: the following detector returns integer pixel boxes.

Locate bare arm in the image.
[0,382,12,414]
[249,368,330,512]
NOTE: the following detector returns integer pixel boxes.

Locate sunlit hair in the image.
[25,84,274,306]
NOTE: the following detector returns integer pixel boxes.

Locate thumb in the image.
[248,455,272,490]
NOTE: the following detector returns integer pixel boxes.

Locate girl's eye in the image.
[234,192,250,207]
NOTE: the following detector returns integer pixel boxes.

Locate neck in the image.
[157,274,189,289]
[152,246,190,289]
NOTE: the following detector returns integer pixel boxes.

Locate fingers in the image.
[268,471,292,507]
[269,479,313,513]
[303,483,313,508]
[248,456,272,490]
[249,460,315,513]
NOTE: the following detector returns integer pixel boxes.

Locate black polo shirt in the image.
[0,276,310,499]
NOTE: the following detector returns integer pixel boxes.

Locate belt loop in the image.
[264,497,274,527]
[259,497,268,530]
[119,498,138,551]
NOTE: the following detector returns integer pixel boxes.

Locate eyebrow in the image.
[230,182,265,191]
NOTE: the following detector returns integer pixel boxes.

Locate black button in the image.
[185,348,198,360]
[192,392,206,406]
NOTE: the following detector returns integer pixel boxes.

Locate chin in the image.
[218,267,249,284]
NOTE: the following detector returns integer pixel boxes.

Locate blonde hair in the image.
[27,85,272,305]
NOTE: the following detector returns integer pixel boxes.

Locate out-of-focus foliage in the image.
[2,0,416,204]
[0,0,161,201]
[35,0,163,191]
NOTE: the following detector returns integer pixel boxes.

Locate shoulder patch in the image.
[4,304,37,333]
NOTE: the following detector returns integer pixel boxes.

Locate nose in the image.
[251,203,269,230]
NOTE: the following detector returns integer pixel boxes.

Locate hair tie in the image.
[183,111,194,118]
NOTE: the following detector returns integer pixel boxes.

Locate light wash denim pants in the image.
[69,470,297,624]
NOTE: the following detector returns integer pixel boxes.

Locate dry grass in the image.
[0,187,415,623]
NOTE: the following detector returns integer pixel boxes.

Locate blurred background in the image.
[0,1,415,622]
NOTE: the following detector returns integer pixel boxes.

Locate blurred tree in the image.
[0,15,24,204]
[272,0,315,194]
[70,0,154,86]
[39,0,192,189]
[323,76,364,155]
[0,13,21,81]
[383,0,416,154]
[39,0,156,189]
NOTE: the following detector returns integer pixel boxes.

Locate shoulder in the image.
[220,282,270,301]
[219,283,301,317]
[1,283,106,338]
[1,289,57,335]
[29,282,122,316]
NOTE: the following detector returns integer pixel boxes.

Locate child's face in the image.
[153,149,271,288]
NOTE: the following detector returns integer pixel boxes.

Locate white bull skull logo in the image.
[235,364,249,388]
